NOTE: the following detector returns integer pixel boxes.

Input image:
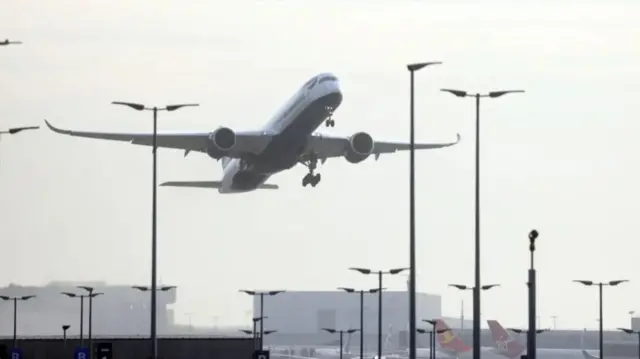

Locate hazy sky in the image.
[2,0,640,331]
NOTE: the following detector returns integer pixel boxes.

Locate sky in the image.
[1,0,640,331]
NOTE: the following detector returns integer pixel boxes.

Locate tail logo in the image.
[440,331,454,344]
[496,336,509,351]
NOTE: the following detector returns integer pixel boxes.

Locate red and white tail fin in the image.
[435,319,471,353]
[487,320,525,359]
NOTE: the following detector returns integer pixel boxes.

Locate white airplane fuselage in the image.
[219,73,342,193]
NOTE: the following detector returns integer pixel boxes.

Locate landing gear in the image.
[301,155,321,187]
[302,173,321,187]
[325,105,335,127]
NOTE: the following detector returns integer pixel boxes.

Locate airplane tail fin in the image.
[487,320,525,359]
[383,324,393,352]
[435,319,471,353]
[344,325,353,354]
[159,181,279,190]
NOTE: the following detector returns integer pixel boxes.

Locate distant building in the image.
[254,290,441,335]
[0,281,176,336]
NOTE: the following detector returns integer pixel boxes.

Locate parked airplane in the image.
[487,320,599,359]
[44,72,460,193]
[272,325,396,359]
[429,319,498,359]
[271,327,356,359]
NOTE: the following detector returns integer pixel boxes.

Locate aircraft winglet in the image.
[44,119,70,135]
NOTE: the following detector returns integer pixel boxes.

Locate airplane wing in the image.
[305,133,460,161]
[44,120,272,158]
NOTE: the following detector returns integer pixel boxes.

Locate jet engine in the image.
[206,127,236,159]
[344,131,375,163]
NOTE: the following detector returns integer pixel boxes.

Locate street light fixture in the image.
[338,287,384,359]
[0,295,36,348]
[0,39,23,46]
[507,328,549,334]
[448,283,499,343]
[248,316,268,350]
[61,291,101,348]
[406,60,442,359]
[77,286,103,355]
[132,285,176,292]
[440,87,523,359]
[350,267,408,359]
[62,325,71,350]
[617,328,640,359]
[240,329,277,336]
[322,328,360,359]
[239,290,285,350]
[112,100,198,359]
[573,279,629,359]
[417,325,450,359]
[448,284,500,291]
[0,126,39,135]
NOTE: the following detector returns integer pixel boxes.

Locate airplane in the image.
[425,319,500,359]
[272,324,396,359]
[0,39,22,46]
[44,72,460,194]
[487,320,600,359]
[271,327,355,359]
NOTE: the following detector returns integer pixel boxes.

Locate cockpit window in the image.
[303,77,318,90]
[319,76,338,83]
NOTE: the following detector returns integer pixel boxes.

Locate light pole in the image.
[112,101,198,359]
[241,329,277,349]
[407,61,442,359]
[617,328,640,359]
[62,325,71,350]
[0,295,35,348]
[350,267,408,359]
[249,317,268,350]
[0,39,23,46]
[440,87,524,359]
[573,280,629,359]
[77,286,103,357]
[448,283,499,346]
[322,328,359,359]
[132,285,176,343]
[526,229,539,359]
[338,287,383,359]
[61,292,98,348]
[551,316,558,330]
[417,326,450,359]
[239,290,285,350]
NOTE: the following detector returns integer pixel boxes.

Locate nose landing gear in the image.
[325,105,335,127]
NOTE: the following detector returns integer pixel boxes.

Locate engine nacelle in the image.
[344,131,374,164]
[206,127,236,159]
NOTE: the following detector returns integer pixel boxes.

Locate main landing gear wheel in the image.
[325,119,335,127]
[301,156,321,187]
[302,173,321,187]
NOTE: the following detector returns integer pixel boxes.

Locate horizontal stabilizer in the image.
[160,181,278,190]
